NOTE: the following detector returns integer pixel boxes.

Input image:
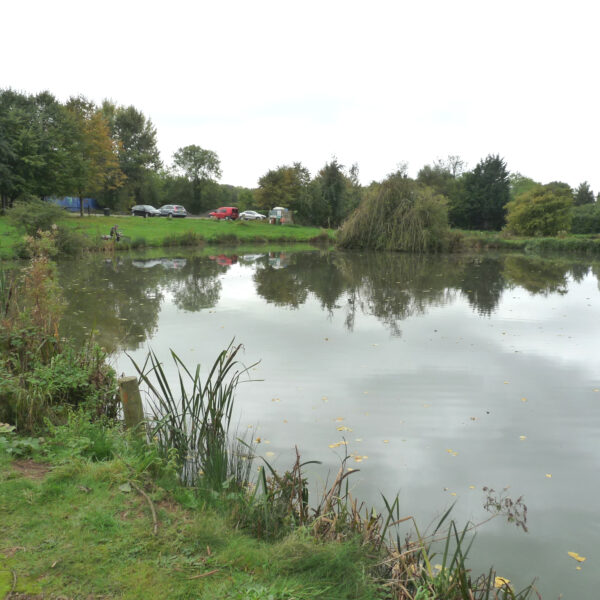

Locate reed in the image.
[129,342,255,489]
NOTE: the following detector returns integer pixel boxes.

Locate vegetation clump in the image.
[337,174,455,253]
[0,232,117,430]
[505,185,573,237]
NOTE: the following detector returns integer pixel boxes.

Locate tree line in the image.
[1,88,599,233]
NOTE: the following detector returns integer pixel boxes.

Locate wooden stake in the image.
[118,376,145,430]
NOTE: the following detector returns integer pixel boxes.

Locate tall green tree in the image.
[254,163,311,219]
[310,159,348,227]
[509,172,539,200]
[450,154,510,230]
[172,145,221,213]
[65,96,125,216]
[574,181,595,206]
[101,101,162,208]
[0,89,75,209]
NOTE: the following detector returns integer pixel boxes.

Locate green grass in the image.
[0,214,335,259]
[457,229,600,253]
[0,451,379,600]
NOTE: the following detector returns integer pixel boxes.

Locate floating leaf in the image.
[494,576,511,588]
[545,473,552,478]
[255,437,261,443]
[328,441,348,449]
[521,397,527,402]
[337,426,352,432]
[568,552,586,563]
[335,417,345,422]
[265,451,275,457]
[469,485,475,489]
[383,439,389,443]
[519,435,527,441]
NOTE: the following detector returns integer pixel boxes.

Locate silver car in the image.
[239,210,266,221]
[159,204,187,218]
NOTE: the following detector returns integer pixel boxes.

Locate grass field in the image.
[0,214,334,260]
[0,453,379,599]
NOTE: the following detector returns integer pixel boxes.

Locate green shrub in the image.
[337,175,451,252]
[7,199,67,236]
[571,202,600,234]
[506,186,573,236]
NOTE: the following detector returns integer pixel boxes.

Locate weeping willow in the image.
[337,175,453,253]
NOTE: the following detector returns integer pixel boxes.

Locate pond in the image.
[56,247,600,598]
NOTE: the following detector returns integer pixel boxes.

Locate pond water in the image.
[56,247,600,598]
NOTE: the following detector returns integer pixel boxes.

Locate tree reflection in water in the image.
[55,250,600,351]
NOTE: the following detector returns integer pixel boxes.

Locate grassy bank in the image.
[0,215,334,259]
[458,229,600,254]
[0,437,379,600]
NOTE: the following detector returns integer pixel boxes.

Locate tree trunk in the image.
[79,192,84,217]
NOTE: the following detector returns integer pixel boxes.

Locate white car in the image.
[239,210,266,221]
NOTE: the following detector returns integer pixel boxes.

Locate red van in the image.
[209,207,239,220]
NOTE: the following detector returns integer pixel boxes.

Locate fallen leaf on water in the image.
[593,389,599,393]
[521,397,527,402]
[347,467,356,472]
[494,576,511,588]
[568,552,586,563]
[503,381,509,385]
[335,417,345,422]
[450,492,457,496]
[337,426,352,432]
[355,438,363,442]
[328,441,348,448]
[271,398,280,402]
[469,485,475,489]
[265,451,275,457]
[283,419,288,423]
[255,437,261,443]
[545,473,552,478]
[322,396,328,402]
[576,566,582,571]
[264,440,270,444]
[519,435,527,441]
[383,439,389,443]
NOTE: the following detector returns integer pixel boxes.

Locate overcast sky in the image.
[3,0,599,191]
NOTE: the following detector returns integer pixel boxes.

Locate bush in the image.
[337,175,451,252]
[7,199,67,236]
[571,202,600,234]
[506,186,573,236]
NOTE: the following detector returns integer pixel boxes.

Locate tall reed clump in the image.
[338,174,456,253]
[130,343,255,489]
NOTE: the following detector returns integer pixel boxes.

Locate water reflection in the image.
[56,250,600,352]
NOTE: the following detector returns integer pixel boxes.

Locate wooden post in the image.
[119,376,145,430]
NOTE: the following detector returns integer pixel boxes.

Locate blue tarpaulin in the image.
[49,197,99,212]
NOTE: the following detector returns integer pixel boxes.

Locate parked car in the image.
[159,204,187,218]
[209,207,239,220]
[239,210,266,221]
[131,204,161,217]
